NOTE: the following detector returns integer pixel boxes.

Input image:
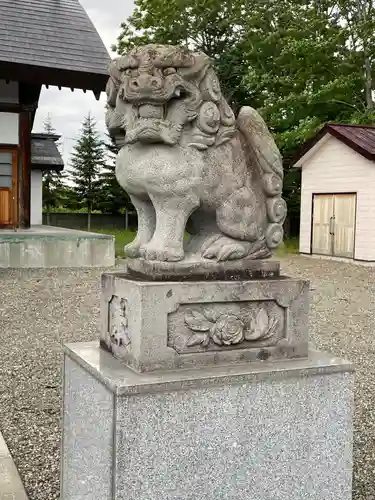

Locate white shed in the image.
[294,123,375,263]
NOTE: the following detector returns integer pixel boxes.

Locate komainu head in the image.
[106,44,236,149]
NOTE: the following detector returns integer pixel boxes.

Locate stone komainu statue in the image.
[106,44,287,262]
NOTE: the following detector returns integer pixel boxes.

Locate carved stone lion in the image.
[106,44,286,262]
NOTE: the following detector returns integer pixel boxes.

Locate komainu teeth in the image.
[174,88,181,97]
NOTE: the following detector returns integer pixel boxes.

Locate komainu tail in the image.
[237,106,287,249]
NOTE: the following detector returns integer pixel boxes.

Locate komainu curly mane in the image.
[106,44,286,263]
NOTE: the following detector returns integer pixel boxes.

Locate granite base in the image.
[61,342,354,500]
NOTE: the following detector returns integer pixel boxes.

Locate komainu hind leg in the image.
[201,234,270,261]
[198,185,269,261]
[216,186,264,242]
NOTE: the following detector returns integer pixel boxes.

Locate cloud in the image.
[32,0,135,167]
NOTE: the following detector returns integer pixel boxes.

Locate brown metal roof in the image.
[294,123,375,165]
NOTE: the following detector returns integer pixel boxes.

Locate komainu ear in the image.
[200,67,222,102]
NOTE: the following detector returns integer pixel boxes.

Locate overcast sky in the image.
[32,0,135,165]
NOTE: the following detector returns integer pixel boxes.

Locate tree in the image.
[98,136,133,215]
[239,1,356,229]
[69,114,105,229]
[335,0,375,113]
[114,0,375,235]
[112,0,248,108]
[42,114,66,223]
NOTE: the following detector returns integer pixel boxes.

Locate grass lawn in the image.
[90,228,136,258]
[90,228,299,259]
[275,237,299,256]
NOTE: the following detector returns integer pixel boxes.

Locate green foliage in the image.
[114,0,375,232]
[113,0,248,108]
[97,136,134,215]
[87,228,136,257]
[42,206,103,214]
[42,114,67,211]
[275,237,299,256]
[68,114,106,228]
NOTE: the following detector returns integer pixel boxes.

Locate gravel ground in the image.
[0,267,102,499]
[0,256,374,499]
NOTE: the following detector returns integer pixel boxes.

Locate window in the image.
[0,151,12,188]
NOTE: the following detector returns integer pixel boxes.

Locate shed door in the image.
[312,193,356,258]
[333,194,356,258]
[0,150,17,227]
[312,194,334,255]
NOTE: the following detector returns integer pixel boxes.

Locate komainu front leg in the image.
[141,194,199,262]
[125,195,155,258]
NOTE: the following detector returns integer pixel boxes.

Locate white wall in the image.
[31,170,43,226]
[0,80,18,104]
[0,81,19,145]
[0,112,19,145]
[300,135,375,261]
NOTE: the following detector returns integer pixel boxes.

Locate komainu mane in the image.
[106,44,286,262]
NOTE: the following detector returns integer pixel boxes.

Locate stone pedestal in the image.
[61,342,353,500]
[61,269,354,500]
[100,272,310,372]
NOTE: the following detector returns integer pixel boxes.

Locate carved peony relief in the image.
[185,307,280,348]
[168,301,284,353]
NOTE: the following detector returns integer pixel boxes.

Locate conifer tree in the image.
[98,136,133,216]
[42,114,66,223]
[69,114,105,229]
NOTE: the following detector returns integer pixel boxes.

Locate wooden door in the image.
[0,150,17,227]
[312,193,356,258]
[312,194,334,255]
[333,194,356,258]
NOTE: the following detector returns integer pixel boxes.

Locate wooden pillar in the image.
[19,108,32,228]
[18,83,41,229]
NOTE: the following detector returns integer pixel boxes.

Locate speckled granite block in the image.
[100,273,310,372]
[61,356,114,500]
[61,342,354,500]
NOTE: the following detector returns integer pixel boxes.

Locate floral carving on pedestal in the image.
[185,307,279,348]
[108,295,131,349]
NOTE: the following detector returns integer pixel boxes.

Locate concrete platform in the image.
[0,431,28,500]
[0,225,115,268]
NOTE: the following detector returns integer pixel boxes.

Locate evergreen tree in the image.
[69,114,105,229]
[98,136,133,215]
[42,114,66,223]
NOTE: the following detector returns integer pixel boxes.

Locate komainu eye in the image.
[163,67,177,76]
[125,69,132,76]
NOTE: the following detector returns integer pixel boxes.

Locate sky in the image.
[32,0,135,165]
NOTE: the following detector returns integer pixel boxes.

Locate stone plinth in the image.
[100,272,309,372]
[61,342,354,500]
[0,226,115,268]
[126,257,281,281]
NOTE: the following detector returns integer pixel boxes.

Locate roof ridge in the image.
[327,122,375,130]
[293,122,375,166]
[31,133,61,141]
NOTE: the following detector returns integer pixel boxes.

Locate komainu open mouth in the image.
[125,114,175,145]
[137,104,164,119]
